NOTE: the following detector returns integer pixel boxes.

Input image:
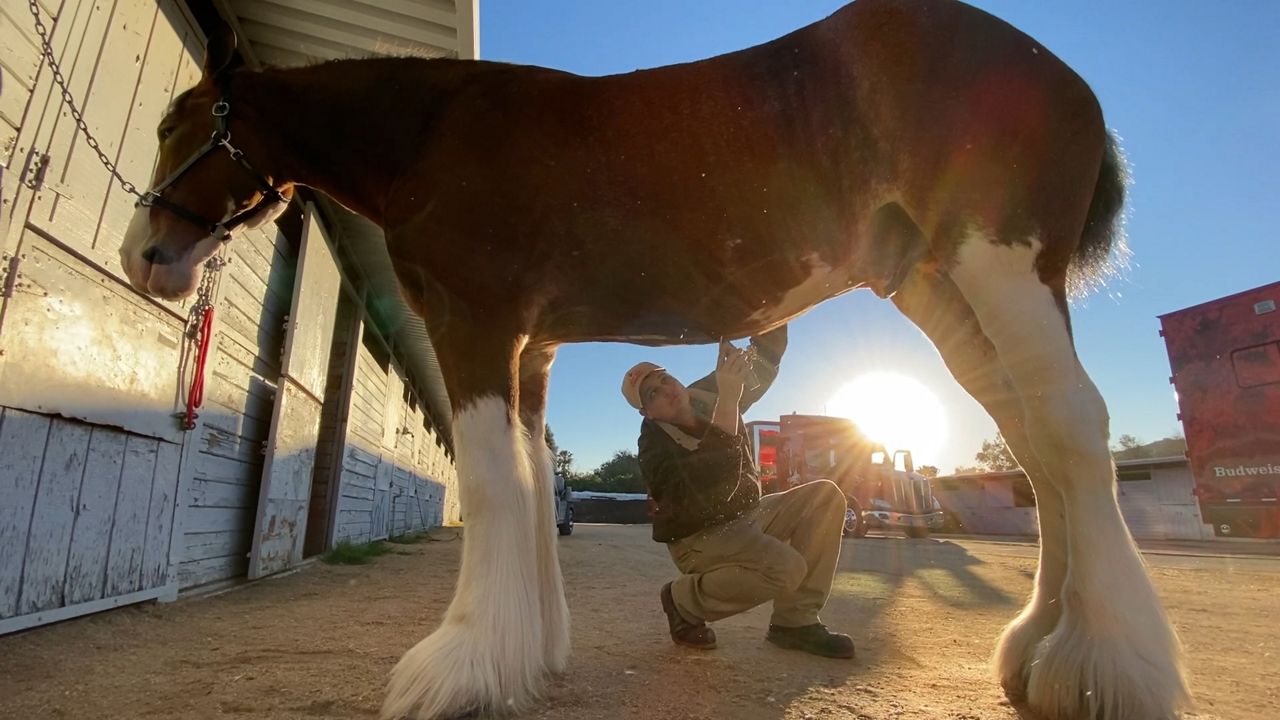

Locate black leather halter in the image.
[139,86,285,241]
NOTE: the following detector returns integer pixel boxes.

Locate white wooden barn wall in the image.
[179,222,293,588]
[331,329,455,546]
[0,0,205,632]
[0,0,461,635]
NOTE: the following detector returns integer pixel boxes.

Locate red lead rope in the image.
[180,252,228,432]
[183,304,216,431]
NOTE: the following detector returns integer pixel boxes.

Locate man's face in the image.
[639,370,690,422]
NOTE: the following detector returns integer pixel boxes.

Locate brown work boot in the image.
[660,582,716,649]
[766,623,855,659]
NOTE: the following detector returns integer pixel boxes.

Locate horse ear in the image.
[202,21,241,78]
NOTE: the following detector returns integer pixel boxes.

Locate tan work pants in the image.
[667,479,846,628]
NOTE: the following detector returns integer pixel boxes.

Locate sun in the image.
[825,372,947,461]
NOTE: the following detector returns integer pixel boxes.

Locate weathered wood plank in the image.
[30,0,148,257]
[0,584,169,636]
[104,436,158,597]
[343,442,380,469]
[249,380,322,578]
[180,505,255,535]
[198,412,272,464]
[140,440,182,589]
[333,521,371,545]
[63,427,127,605]
[178,553,247,589]
[339,468,376,493]
[192,452,259,488]
[339,484,375,503]
[185,477,258,509]
[0,409,51,618]
[0,4,40,134]
[93,0,186,260]
[19,419,92,615]
[0,234,187,443]
[182,533,252,567]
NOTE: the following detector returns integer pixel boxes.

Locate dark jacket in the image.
[637,327,787,543]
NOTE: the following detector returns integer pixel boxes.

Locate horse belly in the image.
[743,255,858,326]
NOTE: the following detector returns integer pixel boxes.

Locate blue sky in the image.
[479,1,1279,474]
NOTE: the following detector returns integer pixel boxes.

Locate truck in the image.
[746,414,943,538]
[1160,281,1280,538]
[553,472,574,536]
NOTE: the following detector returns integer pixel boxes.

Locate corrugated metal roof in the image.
[218,0,480,439]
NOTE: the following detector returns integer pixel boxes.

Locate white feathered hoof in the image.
[381,619,547,719]
[1023,593,1189,720]
[993,601,1061,701]
[541,588,571,674]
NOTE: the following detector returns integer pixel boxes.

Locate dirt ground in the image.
[2,525,1276,720]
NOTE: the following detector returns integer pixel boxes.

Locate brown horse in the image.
[120,0,1188,717]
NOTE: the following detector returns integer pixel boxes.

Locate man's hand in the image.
[715,340,751,397]
[712,340,750,435]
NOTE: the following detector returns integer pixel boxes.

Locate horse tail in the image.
[1068,130,1131,296]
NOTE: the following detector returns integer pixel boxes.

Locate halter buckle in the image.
[211,101,230,117]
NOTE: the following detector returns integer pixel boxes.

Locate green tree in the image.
[975,433,1019,471]
[1113,434,1141,453]
[917,465,940,478]
[594,449,646,493]
[543,424,576,475]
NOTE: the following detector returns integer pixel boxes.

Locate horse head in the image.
[120,26,293,300]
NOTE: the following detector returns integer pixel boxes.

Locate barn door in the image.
[248,205,341,578]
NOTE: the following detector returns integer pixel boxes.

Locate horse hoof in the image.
[993,605,1058,703]
[382,621,547,720]
[1024,605,1189,720]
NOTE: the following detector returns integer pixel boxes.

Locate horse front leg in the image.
[889,269,1069,700]
[518,343,571,673]
[951,237,1189,720]
[382,325,548,719]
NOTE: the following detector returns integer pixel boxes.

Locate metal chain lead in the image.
[27,0,142,199]
[186,251,230,341]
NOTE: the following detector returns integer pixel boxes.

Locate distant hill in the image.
[1114,436,1187,461]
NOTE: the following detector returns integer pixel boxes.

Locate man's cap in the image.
[621,361,664,410]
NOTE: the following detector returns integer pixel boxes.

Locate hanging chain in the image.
[186,251,230,340]
[27,0,142,199]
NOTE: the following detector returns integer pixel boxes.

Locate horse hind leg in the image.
[517,344,571,673]
[888,267,1069,701]
[949,233,1189,719]
[382,328,548,719]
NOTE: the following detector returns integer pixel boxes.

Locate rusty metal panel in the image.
[0,232,186,443]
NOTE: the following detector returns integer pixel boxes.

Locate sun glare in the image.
[825,372,947,461]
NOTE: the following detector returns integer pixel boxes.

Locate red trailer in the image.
[1159,281,1280,538]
